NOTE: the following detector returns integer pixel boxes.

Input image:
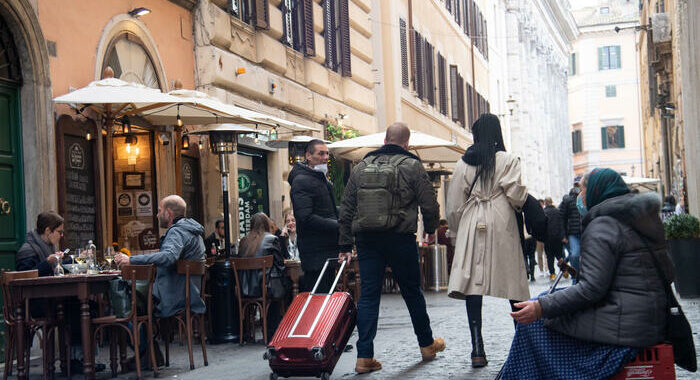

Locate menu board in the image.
[181,155,203,224]
[63,134,98,249]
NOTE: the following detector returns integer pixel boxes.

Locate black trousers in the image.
[301,268,336,293]
[544,240,564,275]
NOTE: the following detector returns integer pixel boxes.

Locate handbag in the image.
[642,238,697,372]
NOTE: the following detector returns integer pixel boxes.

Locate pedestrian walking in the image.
[558,186,582,283]
[515,195,547,282]
[446,113,529,367]
[543,197,565,280]
[503,169,676,379]
[288,139,339,292]
[338,122,445,374]
[536,199,546,275]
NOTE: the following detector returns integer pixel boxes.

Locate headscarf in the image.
[585,168,630,209]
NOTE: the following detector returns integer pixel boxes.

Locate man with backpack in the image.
[338,122,445,374]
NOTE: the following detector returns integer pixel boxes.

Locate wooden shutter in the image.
[617,126,625,148]
[450,65,458,121]
[400,19,409,88]
[601,127,608,149]
[438,54,448,115]
[254,0,270,29]
[324,0,335,69]
[598,47,605,70]
[302,0,315,57]
[463,0,469,35]
[466,83,473,126]
[339,0,352,76]
[457,74,465,127]
[425,41,435,106]
[415,32,424,99]
[614,45,621,69]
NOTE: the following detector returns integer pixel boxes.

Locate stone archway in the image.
[0,0,55,230]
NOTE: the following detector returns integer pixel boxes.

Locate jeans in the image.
[565,235,581,284]
[355,233,434,358]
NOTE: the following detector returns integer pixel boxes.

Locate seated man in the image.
[115,195,205,318]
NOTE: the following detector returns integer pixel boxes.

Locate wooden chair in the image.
[160,260,209,370]
[1,269,65,380]
[230,256,273,344]
[91,265,158,380]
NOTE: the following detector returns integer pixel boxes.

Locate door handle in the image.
[0,198,10,215]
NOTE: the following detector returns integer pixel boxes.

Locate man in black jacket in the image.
[543,197,565,280]
[288,139,339,292]
[559,186,582,283]
[338,123,444,374]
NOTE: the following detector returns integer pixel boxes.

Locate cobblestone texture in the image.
[17,271,700,379]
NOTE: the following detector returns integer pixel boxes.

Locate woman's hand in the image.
[47,252,63,266]
[510,300,543,324]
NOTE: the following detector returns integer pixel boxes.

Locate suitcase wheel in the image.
[320,372,330,380]
[269,373,279,380]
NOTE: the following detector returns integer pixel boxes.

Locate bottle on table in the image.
[85,240,98,274]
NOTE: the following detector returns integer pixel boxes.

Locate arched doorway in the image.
[0,12,25,271]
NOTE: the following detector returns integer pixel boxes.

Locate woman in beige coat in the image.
[446,113,529,367]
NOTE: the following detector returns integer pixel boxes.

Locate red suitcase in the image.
[266,259,356,380]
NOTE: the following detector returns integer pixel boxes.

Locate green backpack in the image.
[354,154,409,231]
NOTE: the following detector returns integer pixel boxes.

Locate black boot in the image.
[469,322,487,367]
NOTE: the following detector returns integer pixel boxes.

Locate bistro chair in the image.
[159,259,209,370]
[230,256,273,344]
[1,269,65,380]
[91,264,158,380]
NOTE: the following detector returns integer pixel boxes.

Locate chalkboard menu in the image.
[181,155,203,224]
[62,134,98,249]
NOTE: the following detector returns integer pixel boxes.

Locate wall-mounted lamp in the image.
[236,67,246,76]
[182,135,190,149]
[176,105,183,127]
[198,139,203,150]
[125,135,138,154]
[86,131,91,141]
[122,116,132,134]
[128,7,151,17]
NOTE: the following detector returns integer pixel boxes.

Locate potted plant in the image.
[664,213,700,297]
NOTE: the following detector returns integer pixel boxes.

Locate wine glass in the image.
[104,247,115,270]
[70,248,79,265]
[73,248,83,264]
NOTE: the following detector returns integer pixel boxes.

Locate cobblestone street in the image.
[17,271,699,379]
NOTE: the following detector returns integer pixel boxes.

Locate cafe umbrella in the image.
[327,130,465,163]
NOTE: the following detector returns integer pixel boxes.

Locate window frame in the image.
[601,125,625,150]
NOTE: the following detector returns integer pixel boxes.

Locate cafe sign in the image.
[69,143,85,170]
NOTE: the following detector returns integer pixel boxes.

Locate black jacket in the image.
[288,162,339,272]
[16,230,55,277]
[539,193,674,347]
[558,191,582,237]
[338,144,439,251]
[516,194,548,253]
[238,233,286,298]
[543,205,564,242]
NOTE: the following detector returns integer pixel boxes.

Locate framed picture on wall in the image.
[123,172,145,189]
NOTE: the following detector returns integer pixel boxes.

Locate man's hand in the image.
[510,300,543,324]
[114,253,131,267]
[338,252,352,264]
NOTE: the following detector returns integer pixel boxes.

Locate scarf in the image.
[585,168,630,209]
[16,230,54,262]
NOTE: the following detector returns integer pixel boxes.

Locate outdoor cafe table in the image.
[10,273,119,380]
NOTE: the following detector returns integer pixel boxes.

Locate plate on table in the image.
[99,270,121,275]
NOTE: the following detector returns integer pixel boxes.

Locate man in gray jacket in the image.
[115,195,205,318]
[338,122,444,374]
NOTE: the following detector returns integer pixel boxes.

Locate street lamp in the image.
[187,123,255,344]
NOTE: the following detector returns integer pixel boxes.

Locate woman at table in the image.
[280,208,299,260]
[16,211,65,276]
[238,212,287,340]
[503,169,674,379]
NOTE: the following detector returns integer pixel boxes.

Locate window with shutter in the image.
[415,32,424,99]
[324,0,350,75]
[425,41,435,106]
[229,0,254,24]
[400,19,409,88]
[569,53,576,75]
[601,125,625,149]
[455,0,461,26]
[450,65,459,121]
[281,0,307,54]
[338,0,351,76]
[446,0,452,14]
[438,54,448,115]
[466,83,474,126]
[457,74,465,127]
[463,0,469,35]
[599,46,620,70]
[253,0,270,29]
[281,0,294,46]
[324,0,335,69]
[302,0,315,57]
[572,130,583,153]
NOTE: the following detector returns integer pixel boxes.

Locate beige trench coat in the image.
[446,151,529,301]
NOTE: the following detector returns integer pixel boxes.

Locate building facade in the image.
[638,0,699,216]
[503,0,577,201]
[193,0,377,235]
[568,0,643,179]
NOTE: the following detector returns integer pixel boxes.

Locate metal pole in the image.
[220,153,232,258]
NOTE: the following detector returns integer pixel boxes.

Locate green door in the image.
[0,81,25,361]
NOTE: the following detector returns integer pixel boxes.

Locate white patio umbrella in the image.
[328,130,465,163]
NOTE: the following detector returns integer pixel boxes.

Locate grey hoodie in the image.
[130,218,206,317]
[539,192,674,347]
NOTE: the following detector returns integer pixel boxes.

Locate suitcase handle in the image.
[311,258,347,295]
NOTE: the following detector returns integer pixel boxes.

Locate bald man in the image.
[338,122,443,373]
[115,195,206,318]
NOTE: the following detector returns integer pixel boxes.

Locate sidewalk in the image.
[16,273,700,379]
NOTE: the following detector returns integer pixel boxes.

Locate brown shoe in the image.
[420,337,446,361]
[355,358,382,374]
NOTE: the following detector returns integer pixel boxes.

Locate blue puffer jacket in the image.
[130,217,206,317]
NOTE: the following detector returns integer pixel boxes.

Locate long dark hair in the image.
[239,213,274,257]
[471,113,506,183]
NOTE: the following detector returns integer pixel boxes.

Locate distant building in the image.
[568,0,643,180]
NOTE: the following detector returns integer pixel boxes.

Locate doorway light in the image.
[128,7,151,17]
